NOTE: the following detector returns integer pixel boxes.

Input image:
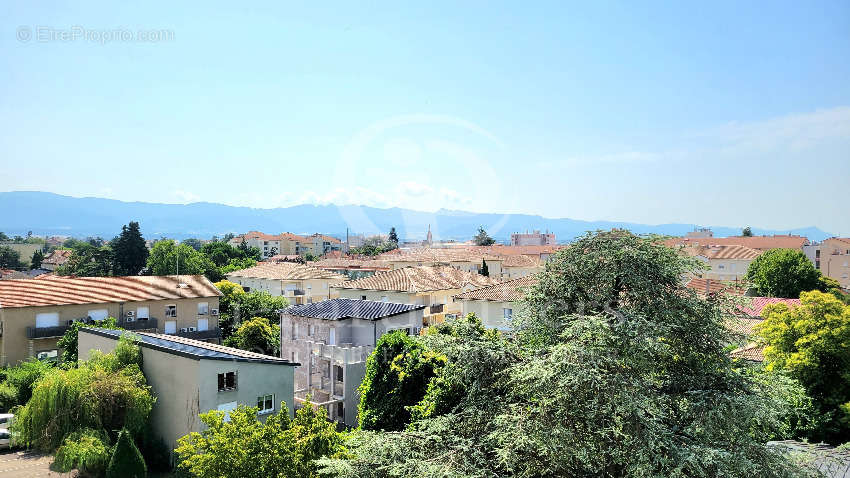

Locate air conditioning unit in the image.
[180,327,188,333]
[126,311,135,317]
[67,319,76,326]
[125,316,135,323]
[187,327,196,332]
[210,309,219,316]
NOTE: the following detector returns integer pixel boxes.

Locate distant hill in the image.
[0,191,834,243]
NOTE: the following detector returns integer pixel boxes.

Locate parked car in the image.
[0,414,13,428]
[0,429,11,449]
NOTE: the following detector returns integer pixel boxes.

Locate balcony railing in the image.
[26,325,70,339]
[117,318,159,331]
[176,328,222,341]
[429,304,444,314]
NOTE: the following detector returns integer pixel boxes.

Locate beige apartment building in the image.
[677,244,762,281]
[376,247,546,280]
[79,328,296,456]
[510,230,556,246]
[813,238,850,289]
[665,234,809,252]
[0,275,222,366]
[280,298,424,427]
[225,262,347,304]
[332,265,499,325]
[229,231,343,259]
[453,275,538,330]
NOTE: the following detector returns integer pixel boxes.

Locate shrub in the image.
[57,317,121,365]
[54,428,111,477]
[0,381,18,412]
[3,358,54,405]
[106,428,147,478]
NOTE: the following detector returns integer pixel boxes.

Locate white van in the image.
[0,429,10,449]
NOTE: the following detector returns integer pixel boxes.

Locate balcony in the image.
[429,304,444,314]
[26,325,70,339]
[117,318,158,332]
[176,328,222,341]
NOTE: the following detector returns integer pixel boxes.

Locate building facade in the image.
[453,276,537,329]
[815,238,850,289]
[79,328,296,455]
[225,262,347,304]
[0,275,221,366]
[510,230,556,246]
[280,298,424,427]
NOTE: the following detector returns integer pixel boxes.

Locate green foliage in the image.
[234,290,289,322]
[175,402,346,478]
[742,366,824,440]
[349,237,398,256]
[181,238,204,251]
[146,240,216,279]
[2,358,54,405]
[358,331,444,431]
[479,259,488,277]
[223,317,280,356]
[757,290,850,442]
[472,226,495,246]
[106,428,147,478]
[13,336,154,451]
[56,243,114,277]
[30,249,44,269]
[201,241,259,281]
[54,428,112,476]
[746,248,823,298]
[0,245,23,269]
[0,231,8,241]
[0,382,18,412]
[743,226,754,236]
[304,252,319,261]
[387,227,399,245]
[325,231,808,477]
[111,222,149,276]
[57,317,121,365]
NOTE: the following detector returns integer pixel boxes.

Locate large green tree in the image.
[758,290,850,442]
[146,239,216,278]
[56,243,113,277]
[223,317,280,356]
[472,226,495,246]
[746,249,822,298]
[111,221,149,276]
[0,246,23,269]
[322,231,810,477]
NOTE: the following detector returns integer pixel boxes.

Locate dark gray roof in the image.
[81,328,296,365]
[768,440,850,477]
[283,298,425,321]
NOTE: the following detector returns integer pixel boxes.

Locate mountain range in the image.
[0,191,833,243]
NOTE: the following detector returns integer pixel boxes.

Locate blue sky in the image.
[2,1,849,234]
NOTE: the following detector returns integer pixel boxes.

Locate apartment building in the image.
[811,238,850,289]
[665,234,809,252]
[229,231,343,259]
[332,265,499,325]
[453,275,538,330]
[682,244,763,281]
[280,298,424,427]
[225,262,347,304]
[79,328,296,455]
[510,230,556,246]
[311,257,392,280]
[0,275,222,366]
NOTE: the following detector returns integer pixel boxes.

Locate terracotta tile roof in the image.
[266,254,301,262]
[308,233,342,244]
[680,244,762,260]
[0,275,221,309]
[332,265,500,293]
[41,249,72,266]
[739,297,801,318]
[312,258,392,271]
[377,248,544,268]
[665,235,808,251]
[685,278,747,296]
[728,317,763,336]
[225,262,347,281]
[730,342,765,362]
[453,275,538,302]
[232,231,309,242]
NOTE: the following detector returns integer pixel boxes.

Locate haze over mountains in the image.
[0,191,833,243]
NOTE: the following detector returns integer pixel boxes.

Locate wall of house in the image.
[226,276,343,303]
[501,265,541,279]
[459,300,515,329]
[701,258,753,281]
[198,360,295,427]
[0,296,219,366]
[821,239,850,289]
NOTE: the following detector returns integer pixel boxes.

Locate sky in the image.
[1,1,849,234]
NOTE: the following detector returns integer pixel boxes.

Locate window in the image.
[36,349,58,361]
[164,320,177,334]
[329,328,336,345]
[381,296,388,302]
[198,302,209,315]
[165,305,177,317]
[217,401,237,422]
[290,321,296,338]
[308,324,315,336]
[361,295,367,300]
[87,309,109,321]
[503,308,513,319]
[257,394,274,414]
[35,312,60,328]
[717,264,725,270]
[197,318,209,331]
[290,351,296,362]
[136,306,150,319]
[217,371,237,391]
[336,402,345,421]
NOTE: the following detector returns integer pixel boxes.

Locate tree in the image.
[479,259,489,277]
[0,231,8,241]
[0,358,54,407]
[106,428,147,478]
[111,221,149,276]
[30,249,44,269]
[56,243,113,277]
[0,246,23,269]
[358,331,444,431]
[757,290,850,442]
[743,226,754,237]
[472,226,495,246]
[324,231,808,477]
[57,317,121,365]
[181,238,204,251]
[223,317,280,356]
[388,227,399,245]
[146,240,216,279]
[746,249,822,298]
[176,401,347,478]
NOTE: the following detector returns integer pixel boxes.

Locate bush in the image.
[54,428,112,477]
[0,382,18,412]
[57,317,121,365]
[137,423,172,473]
[3,358,54,405]
[106,428,146,478]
